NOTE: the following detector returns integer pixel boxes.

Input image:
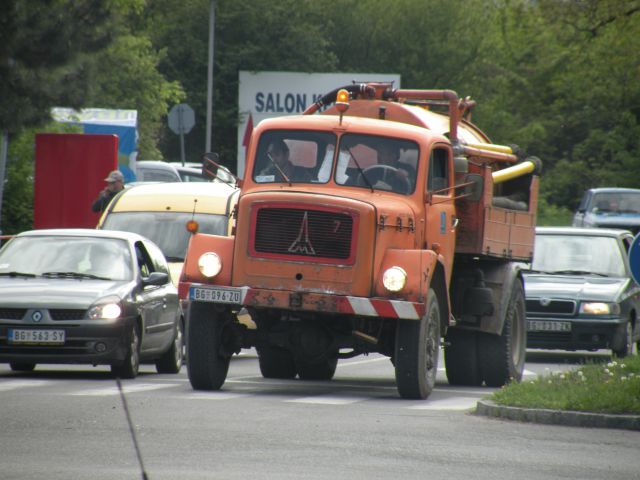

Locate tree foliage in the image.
[2,0,639,233]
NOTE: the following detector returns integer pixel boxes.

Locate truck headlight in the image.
[198,252,222,278]
[88,297,122,320]
[382,266,407,292]
[579,302,618,315]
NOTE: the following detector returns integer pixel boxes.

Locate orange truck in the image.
[180,83,541,399]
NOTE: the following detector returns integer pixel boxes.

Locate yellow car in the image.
[97,182,239,288]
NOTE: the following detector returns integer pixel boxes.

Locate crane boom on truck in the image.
[180,82,541,399]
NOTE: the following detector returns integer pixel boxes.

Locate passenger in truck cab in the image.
[256,139,312,183]
[372,141,416,194]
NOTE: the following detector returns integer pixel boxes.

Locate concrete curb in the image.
[475,400,640,431]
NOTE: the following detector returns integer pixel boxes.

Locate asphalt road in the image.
[1,349,637,480]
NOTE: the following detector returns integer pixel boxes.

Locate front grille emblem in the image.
[288,211,316,255]
[539,297,552,307]
[31,310,43,322]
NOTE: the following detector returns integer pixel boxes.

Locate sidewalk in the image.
[475,400,640,431]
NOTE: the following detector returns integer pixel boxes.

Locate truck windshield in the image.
[253,130,336,184]
[252,130,419,195]
[334,134,419,195]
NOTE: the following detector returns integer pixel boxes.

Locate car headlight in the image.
[579,302,619,315]
[88,297,123,320]
[198,252,222,278]
[382,266,407,292]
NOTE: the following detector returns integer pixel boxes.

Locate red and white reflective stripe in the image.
[344,296,423,320]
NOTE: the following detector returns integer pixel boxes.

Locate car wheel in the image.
[155,319,184,374]
[111,323,141,379]
[394,288,440,399]
[612,321,635,358]
[257,346,297,379]
[9,362,36,372]
[477,280,526,387]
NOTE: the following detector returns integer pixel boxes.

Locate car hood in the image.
[586,212,640,227]
[0,277,133,309]
[524,274,627,301]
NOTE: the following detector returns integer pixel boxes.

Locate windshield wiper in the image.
[165,256,184,262]
[550,270,608,277]
[42,271,112,280]
[347,147,374,192]
[266,152,292,186]
[0,271,36,278]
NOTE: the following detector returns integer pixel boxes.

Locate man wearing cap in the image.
[91,170,125,213]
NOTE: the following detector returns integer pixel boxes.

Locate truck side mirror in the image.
[202,152,240,187]
[462,173,483,202]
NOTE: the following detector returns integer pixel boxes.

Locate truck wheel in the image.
[394,288,440,399]
[296,354,338,380]
[478,280,526,387]
[155,320,184,374]
[112,323,141,379]
[257,346,297,379]
[187,302,231,390]
[444,328,482,386]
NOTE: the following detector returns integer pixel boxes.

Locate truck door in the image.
[424,145,456,282]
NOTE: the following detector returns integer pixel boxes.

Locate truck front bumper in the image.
[189,284,425,320]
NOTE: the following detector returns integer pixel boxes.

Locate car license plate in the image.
[527,320,572,332]
[8,329,66,344]
[190,286,242,304]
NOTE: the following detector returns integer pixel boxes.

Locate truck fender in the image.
[477,262,525,335]
[375,249,452,332]
[182,233,236,286]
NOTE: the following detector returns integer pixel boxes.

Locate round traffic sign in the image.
[168,103,195,135]
[628,232,640,285]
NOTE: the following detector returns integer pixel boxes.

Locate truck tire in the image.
[296,354,338,380]
[478,280,526,387]
[394,288,440,399]
[258,346,297,379]
[155,320,184,374]
[187,302,231,390]
[444,328,482,386]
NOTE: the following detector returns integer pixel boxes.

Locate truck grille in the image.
[252,206,355,263]
[526,299,576,315]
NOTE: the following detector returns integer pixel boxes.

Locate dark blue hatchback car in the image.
[572,187,640,234]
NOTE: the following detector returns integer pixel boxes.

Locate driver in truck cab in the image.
[256,139,312,183]
[374,140,416,193]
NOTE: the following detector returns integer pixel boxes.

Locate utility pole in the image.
[0,131,8,237]
[205,0,216,153]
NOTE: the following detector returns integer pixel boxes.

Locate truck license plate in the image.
[8,329,66,344]
[527,320,571,332]
[190,286,242,304]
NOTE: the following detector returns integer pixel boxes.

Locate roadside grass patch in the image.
[491,355,640,415]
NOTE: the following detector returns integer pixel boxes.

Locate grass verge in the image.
[490,354,640,415]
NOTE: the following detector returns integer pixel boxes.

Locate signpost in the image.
[168,103,195,165]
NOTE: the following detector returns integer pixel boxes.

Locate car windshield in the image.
[532,234,626,277]
[590,191,640,214]
[102,211,228,260]
[0,236,133,281]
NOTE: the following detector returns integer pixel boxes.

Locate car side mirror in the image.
[143,271,169,287]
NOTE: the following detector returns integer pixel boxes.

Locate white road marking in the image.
[0,379,53,391]
[286,395,365,405]
[407,396,482,411]
[70,383,174,396]
[181,391,251,400]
